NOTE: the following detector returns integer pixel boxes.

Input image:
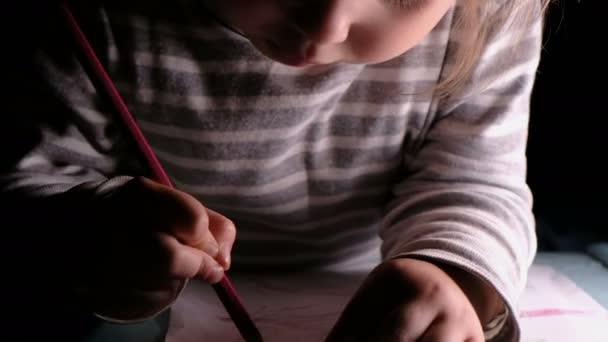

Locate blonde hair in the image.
[435,0,552,99]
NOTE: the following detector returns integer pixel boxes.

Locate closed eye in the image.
[390,0,429,10]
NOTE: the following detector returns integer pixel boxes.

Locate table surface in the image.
[534,248,608,309]
[76,250,608,342]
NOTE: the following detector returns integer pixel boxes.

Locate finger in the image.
[376,301,438,342]
[93,231,166,289]
[158,233,225,283]
[156,233,213,279]
[196,250,226,284]
[137,177,215,248]
[417,317,466,342]
[206,208,236,269]
[190,228,221,262]
[162,195,222,260]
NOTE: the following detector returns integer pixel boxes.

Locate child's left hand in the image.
[325,258,501,342]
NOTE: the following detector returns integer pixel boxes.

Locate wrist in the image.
[399,256,505,325]
[429,261,505,325]
[75,279,187,324]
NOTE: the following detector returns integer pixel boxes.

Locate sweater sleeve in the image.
[380,9,543,341]
[0,3,182,324]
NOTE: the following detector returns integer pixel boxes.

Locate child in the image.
[1,0,548,340]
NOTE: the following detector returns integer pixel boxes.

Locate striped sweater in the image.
[2,0,542,340]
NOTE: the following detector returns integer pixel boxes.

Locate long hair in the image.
[435,0,552,98]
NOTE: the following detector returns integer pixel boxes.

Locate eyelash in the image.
[392,0,425,9]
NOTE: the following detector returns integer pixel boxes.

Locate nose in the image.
[292,0,351,44]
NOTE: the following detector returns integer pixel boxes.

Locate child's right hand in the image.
[79,176,236,320]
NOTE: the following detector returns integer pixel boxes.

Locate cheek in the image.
[349,25,425,63]
[349,2,454,64]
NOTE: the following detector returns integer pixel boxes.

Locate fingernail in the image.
[210,264,225,283]
[222,249,231,270]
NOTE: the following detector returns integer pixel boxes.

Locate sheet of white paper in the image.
[167,264,608,342]
[167,271,366,342]
[519,265,608,341]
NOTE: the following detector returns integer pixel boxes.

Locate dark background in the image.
[528,0,607,251]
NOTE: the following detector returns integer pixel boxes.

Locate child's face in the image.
[208,0,455,66]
